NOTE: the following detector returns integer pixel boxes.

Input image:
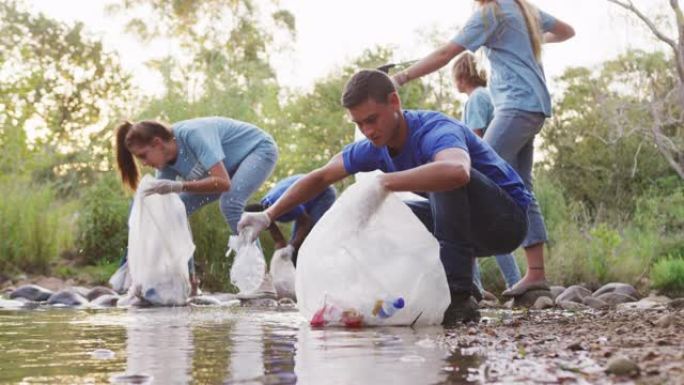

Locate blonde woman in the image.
[394,0,574,298]
[452,52,521,296]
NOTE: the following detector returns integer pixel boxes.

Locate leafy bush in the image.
[76,173,129,265]
[650,256,684,297]
[0,176,76,274]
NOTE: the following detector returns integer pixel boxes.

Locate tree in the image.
[542,50,676,214]
[0,1,132,193]
[606,0,684,178]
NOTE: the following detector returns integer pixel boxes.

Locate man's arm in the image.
[380,148,471,192]
[267,222,288,249]
[265,153,349,222]
[290,212,313,251]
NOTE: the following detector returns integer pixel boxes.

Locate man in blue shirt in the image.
[239,69,530,324]
[245,174,336,265]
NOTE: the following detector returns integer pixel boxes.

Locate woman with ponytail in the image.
[393,0,574,298]
[115,117,278,294]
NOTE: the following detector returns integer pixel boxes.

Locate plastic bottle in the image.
[372,297,405,319]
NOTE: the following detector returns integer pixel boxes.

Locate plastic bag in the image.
[125,175,194,306]
[227,230,266,294]
[296,176,450,327]
[108,261,131,294]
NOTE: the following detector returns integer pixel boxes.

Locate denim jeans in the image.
[484,108,548,248]
[472,252,521,293]
[404,169,528,297]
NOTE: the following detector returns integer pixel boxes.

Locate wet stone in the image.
[9,284,53,302]
[47,290,89,307]
[555,285,592,304]
[188,295,222,306]
[90,294,119,307]
[605,355,640,377]
[87,286,118,301]
[582,296,609,310]
[513,289,552,308]
[596,292,637,307]
[593,282,640,299]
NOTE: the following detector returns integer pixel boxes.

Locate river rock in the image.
[654,313,675,328]
[668,298,684,310]
[90,294,120,307]
[532,296,554,310]
[69,286,91,298]
[87,286,118,301]
[555,285,592,304]
[9,284,53,301]
[596,292,637,307]
[605,355,640,377]
[0,299,26,309]
[513,289,553,308]
[582,296,609,310]
[188,295,222,306]
[558,300,589,311]
[47,290,89,306]
[549,286,566,301]
[593,282,640,299]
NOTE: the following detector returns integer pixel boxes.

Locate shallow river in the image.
[0,306,483,384]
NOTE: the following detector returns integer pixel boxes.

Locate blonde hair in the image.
[452,52,487,87]
[476,0,543,61]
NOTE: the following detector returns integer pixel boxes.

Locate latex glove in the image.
[237,211,271,242]
[144,179,183,196]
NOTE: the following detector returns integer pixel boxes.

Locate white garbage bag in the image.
[227,230,266,295]
[125,175,194,306]
[296,177,450,327]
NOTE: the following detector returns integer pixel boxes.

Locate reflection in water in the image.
[0,306,482,384]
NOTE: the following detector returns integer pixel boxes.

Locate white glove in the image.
[144,179,183,196]
[237,211,271,242]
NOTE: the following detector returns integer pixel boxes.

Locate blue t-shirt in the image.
[342,110,531,209]
[261,174,329,222]
[463,86,494,133]
[156,117,275,181]
[452,0,557,116]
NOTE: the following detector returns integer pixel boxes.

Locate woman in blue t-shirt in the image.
[115,117,278,293]
[394,0,574,297]
[452,52,521,296]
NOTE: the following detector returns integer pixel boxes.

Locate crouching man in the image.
[239,69,530,325]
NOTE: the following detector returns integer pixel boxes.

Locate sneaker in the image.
[236,273,277,300]
[442,292,481,326]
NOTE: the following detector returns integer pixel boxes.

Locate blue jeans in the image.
[472,253,521,293]
[484,108,548,248]
[404,169,528,298]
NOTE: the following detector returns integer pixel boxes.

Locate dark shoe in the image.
[442,292,481,326]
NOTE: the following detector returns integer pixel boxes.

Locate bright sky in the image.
[27,0,669,98]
